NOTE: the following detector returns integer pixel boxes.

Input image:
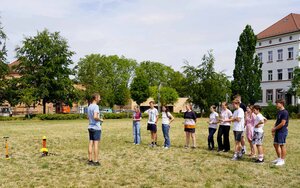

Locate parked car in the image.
[0,106,12,117]
[100,108,113,113]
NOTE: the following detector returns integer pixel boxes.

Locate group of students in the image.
[86,93,289,167]
[207,96,288,165]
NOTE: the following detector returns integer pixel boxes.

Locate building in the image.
[256,13,300,106]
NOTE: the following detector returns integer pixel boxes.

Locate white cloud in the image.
[1,0,299,77]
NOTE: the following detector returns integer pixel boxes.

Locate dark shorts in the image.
[252,131,264,145]
[233,131,243,142]
[147,123,157,133]
[274,131,288,145]
[184,128,195,133]
[88,129,101,141]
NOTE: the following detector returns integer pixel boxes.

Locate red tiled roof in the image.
[257,13,300,39]
[8,60,20,74]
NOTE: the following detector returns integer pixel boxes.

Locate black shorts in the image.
[233,131,243,142]
[88,129,101,141]
[184,128,195,133]
[147,123,157,133]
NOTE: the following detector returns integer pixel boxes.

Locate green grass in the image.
[0,118,299,187]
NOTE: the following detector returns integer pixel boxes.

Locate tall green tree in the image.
[130,75,150,105]
[150,86,179,106]
[183,50,231,111]
[231,25,262,105]
[16,29,76,114]
[290,57,300,97]
[0,19,8,105]
[134,61,186,97]
[76,54,137,107]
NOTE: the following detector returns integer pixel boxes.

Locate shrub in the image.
[36,114,87,120]
[0,116,23,121]
[262,102,277,119]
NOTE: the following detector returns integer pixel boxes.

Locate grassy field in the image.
[0,118,299,188]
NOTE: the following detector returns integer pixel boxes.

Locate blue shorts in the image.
[274,131,288,145]
[233,131,243,142]
[88,129,101,141]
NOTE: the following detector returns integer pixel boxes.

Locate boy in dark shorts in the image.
[272,99,289,166]
[87,93,103,166]
[145,101,159,147]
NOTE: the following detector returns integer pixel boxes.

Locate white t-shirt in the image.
[145,108,159,124]
[254,113,265,133]
[162,112,173,125]
[220,109,233,126]
[233,108,245,131]
[209,112,219,129]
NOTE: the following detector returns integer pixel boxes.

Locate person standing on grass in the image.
[217,102,232,152]
[161,105,174,149]
[252,105,267,163]
[245,105,256,157]
[230,99,245,160]
[207,105,219,150]
[145,101,159,147]
[234,94,247,155]
[132,105,142,145]
[272,99,289,166]
[87,93,103,166]
[183,103,197,149]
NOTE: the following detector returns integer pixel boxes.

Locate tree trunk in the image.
[43,99,46,114]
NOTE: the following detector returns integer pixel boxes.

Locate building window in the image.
[277,49,283,61]
[277,69,283,80]
[288,68,293,79]
[269,40,272,44]
[266,89,273,102]
[279,38,282,42]
[289,36,293,40]
[259,42,262,46]
[258,53,263,62]
[268,51,273,62]
[268,70,273,81]
[288,47,294,59]
[276,89,284,100]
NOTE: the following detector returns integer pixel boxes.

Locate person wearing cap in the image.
[229,99,245,160]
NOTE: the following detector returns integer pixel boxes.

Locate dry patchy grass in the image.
[0,118,299,187]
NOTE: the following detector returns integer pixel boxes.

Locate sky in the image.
[1,0,299,77]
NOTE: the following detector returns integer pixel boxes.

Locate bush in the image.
[36,114,87,120]
[0,116,23,121]
[262,102,277,119]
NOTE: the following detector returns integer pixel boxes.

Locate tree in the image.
[16,29,76,114]
[183,50,231,111]
[134,61,187,96]
[130,75,150,105]
[231,25,262,105]
[290,57,300,97]
[0,19,8,105]
[76,54,137,107]
[150,86,179,106]
[19,87,37,118]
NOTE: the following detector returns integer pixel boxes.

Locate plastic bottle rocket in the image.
[40,136,48,156]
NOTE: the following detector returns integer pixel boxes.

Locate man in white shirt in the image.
[230,99,245,160]
[145,101,159,147]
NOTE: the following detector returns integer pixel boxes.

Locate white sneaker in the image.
[164,147,169,149]
[272,158,280,164]
[275,159,285,166]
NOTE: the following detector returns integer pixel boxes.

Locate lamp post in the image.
[157,82,162,113]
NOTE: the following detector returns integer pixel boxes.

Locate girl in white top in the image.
[207,105,219,150]
[161,106,174,149]
[217,102,233,152]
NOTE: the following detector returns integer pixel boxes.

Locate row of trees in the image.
[1,19,299,114]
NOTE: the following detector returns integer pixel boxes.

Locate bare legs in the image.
[88,140,99,162]
[185,132,196,148]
